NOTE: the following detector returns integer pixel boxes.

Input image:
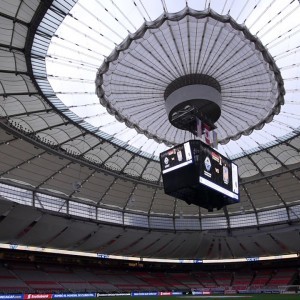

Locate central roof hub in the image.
[164,74,221,133]
[96,7,284,146]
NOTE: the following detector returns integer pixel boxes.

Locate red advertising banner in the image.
[159,292,172,296]
[24,294,52,299]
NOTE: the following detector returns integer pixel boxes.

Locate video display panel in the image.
[160,140,239,210]
[198,142,239,200]
[160,142,192,174]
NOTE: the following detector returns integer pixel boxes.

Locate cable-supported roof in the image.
[0,0,300,259]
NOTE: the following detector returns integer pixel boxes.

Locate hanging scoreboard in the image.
[160,140,239,211]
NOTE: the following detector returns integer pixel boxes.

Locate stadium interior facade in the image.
[0,0,300,295]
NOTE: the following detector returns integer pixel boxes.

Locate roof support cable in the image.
[60,20,114,50]
[201,24,227,75]
[223,205,231,232]
[67,13,117,46]
[47,75,94,84]
[137,0,152,20]
[265,148,286,169]
[95,0,135,33]
[273,46,300,61]
[132,1,146,22]
[247,0,276,30]
[198,207,202,229]
[2,108,54,119]
[243,0,261,24]
[284,142,300,153]
[68,103,101,109]
[138,159,152,181]
[282,88,300,95]
[257,1,299,39]
[224,237,235,259]
[173,198,178,219]
[172,198,178,232]
[34,161,73,191]
[0,151,46,178]
[226,0,235,15]
[49,38,106,61]
[194,17,208,74]
[266,179,291,224]
[208,42,248,79]
[148,188,158,217]
[272,119,299,131]
[100,147,122,168]
[176,16,189,75]
[221,95,269,111]
[217,56,264,84]
[221,105,259,123]
[55,91,95,96]
[0,11,28,27]
[50,3,69,19]
[280,62,300,72]
[96,178,118,206]
[241,184,259,228]
[221,0,229,14]
[161,0,168,13]
[151,28,183,79]
[76,1,124,39]
[0,137,18,146]
[123,183,138,211]
[235,0,251,24]
[198,19,222,75]
[266,24,300,50]
[46,55,98,71]
[118,155,136,175]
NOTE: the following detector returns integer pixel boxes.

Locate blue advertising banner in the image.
[171,292,183,296]
[0,295,23,300]
[53,294,96,298]
[131,292,158,296]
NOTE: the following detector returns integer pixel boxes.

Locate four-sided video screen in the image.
[160,140,239,211]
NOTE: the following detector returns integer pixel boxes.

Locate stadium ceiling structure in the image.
[0,0,300,260]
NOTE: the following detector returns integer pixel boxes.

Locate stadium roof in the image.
[0,0,300,260]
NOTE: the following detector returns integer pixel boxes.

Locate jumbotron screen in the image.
[198,142,239,200]
[160,140,239,211]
